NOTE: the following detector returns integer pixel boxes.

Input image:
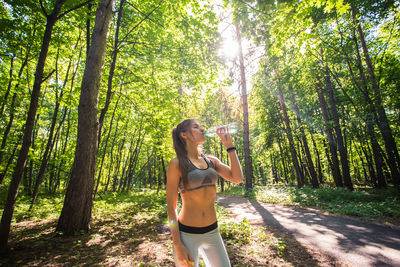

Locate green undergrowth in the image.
[215,205,287,261]
[216,205,252,245]
[93,190,166,222]
[1,192,65,223]
[1,187,289,265]
[221,185,400,219]
[0,188,168,224]
[2,187,261,248]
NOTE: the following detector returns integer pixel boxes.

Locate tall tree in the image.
[277,86,304,187]
[292,97,319,188]
[0,0,92,251]
[352,9,400,186]
[316,81,344,187]
[56,0,114,235]
[323,65,353,190]
[235,23,253,190]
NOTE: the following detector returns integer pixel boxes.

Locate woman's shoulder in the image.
[169,157,179,164]
[168,157,179,168]
[168,157,183,173]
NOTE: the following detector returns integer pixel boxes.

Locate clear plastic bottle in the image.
[203,122,238,137]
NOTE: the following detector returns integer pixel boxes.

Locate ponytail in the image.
[172,119,193,190]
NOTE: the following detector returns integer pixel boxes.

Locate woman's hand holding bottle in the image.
[216,125,234,149]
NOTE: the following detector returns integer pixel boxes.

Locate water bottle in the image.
[203,122,238,137]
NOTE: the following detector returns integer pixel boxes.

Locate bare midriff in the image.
[178,186,217,227]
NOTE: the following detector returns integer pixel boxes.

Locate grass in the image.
[2,189,172,266]
[0,187,340,266]
[221,184,400,220]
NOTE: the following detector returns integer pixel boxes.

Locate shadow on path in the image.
[217,195,342,267]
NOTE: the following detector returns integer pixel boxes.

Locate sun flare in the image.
[220,38,239,59]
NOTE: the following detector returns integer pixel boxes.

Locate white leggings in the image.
[173,228,231,267]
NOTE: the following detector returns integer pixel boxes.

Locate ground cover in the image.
[221,184,400,225]
[0,188,339,266]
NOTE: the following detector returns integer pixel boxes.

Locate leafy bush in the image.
[268,237,286,257]
[219,218,252,245]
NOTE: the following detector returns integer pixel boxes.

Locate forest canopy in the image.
[0,0,399,250]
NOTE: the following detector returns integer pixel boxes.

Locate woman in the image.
[166,119,244,267]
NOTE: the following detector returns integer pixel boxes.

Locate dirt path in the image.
[216,194,400,267]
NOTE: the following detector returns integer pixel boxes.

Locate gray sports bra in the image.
[178,155,218,194]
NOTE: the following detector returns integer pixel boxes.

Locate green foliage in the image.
[1,0,400,251]
[0,0,225,200]
[228,0,400,190]
[268,236,286,258]
[219,217,252,245]
[290,186,400,217]
[0,188,167,225]
[93,189,166,220]
[9,193,64,223]
[216,205,252,245]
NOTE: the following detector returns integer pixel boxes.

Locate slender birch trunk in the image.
[235,23,253,190]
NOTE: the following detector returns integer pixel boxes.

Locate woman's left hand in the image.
[216,125,234,149]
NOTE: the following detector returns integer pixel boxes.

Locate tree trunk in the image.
[54,108,71,192]
[31,99,68,207]
[94,93,121,198]
[53,41,82,194]
[0,56,14,117]
[86,3,92,57]
[340,22,387,188]
[126,136,143,191]
[119,136,135,192]
[0,134,22,185]
[297,137,307,184]
[235,23,253,190]
[48,132,59,193]
[113,140,126,192]
[316,83,343,187]
[97,0,125,149]
[324,66,353,190]
[351,26,387,188]
[30,45,75,209]
[161,154,167,186]
[277,90,304,187]
[0,46,32,168]
[352,9,400,186]
[0,0,66,250]
[310,131,324,184]
[56,0,114,235]
[220,142,225,192]
[292,97,318,188]
[0,93,17,166]
[29,100,60,209]
[277,133,288,183]
[105,115,120,192]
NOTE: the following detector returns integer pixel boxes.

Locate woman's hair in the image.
[172,119,194,189]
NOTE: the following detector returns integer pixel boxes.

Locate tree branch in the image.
[126,1,164,29]
[39,0,49,17]
[56,0,95,21]
[377,13,397,87]
[41,69,56,84]
[119,0,164,44]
